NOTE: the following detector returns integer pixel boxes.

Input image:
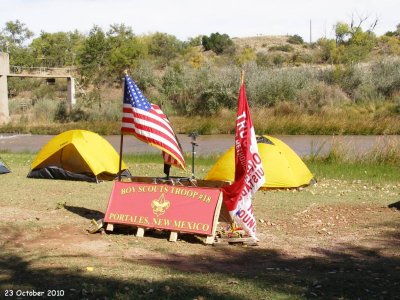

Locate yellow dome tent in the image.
[28,130,130,182]
[205,135,314,189]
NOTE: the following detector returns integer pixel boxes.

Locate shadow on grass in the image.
[106,224,205,245]
[63,205,104,220]
[389,200,400,210]
[1,220,399,299]
[0,245,237,300]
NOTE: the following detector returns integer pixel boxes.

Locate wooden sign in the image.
[104,182,223,242]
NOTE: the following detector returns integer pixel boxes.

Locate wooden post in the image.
[169,231,178,242]
[136,227,145,238]
[240,69,245,85]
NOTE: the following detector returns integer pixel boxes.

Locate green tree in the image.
[30,31,84,67]
[77,25,110,107]
[326,18,377,63]
[1,20,33,47]
[343,29,376,62]
[78,26,109,79]
[106,23,148,76]
[202,32,235,55]
[146,32,184,64]
[0,20,35,66]
[185,35,203,47]
[334,22,351,45]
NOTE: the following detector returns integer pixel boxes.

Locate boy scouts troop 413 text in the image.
[120,185,212,204]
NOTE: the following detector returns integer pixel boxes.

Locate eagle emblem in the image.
[151,194,170,216]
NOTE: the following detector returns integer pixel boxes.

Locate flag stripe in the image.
[123,103,176,133]
[123,105,176,139]
[122,108,185,162]
[120,76,185,170]
[122,124,185,166]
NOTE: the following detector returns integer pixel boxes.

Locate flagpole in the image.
[118,134,124,181]
[240,69,245,85]
[118,71,127,181]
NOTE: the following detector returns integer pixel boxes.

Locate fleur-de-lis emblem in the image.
[151,194,170,216]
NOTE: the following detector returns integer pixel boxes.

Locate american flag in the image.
[121,74,186,171]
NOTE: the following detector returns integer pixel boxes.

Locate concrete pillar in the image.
[0,52,10,124]
[67,76,76,109]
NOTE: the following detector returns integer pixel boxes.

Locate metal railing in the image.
[10,65,77,75]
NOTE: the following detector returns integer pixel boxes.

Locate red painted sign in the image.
[104,182,222,235]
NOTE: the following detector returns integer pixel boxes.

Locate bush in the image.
[130,59,158,92]
[290,52,314,65]
[255,53,273,67]
[69,107,89,122]
[246,66,313,107]
[32,84,57,103]
[287,34,304,45]
[316,38,336,63]
[8,98,31,114]
[235,46,256,66]
[8,78,40,97]
[33,99,58,122]
[161,64,239,116]
[319,65,364,99]
[370,57,400,98]
[272,54,286,66]
[295,81,350,114]
[269,45,294,52]
[87,100,121,122]
[53,101,69,122]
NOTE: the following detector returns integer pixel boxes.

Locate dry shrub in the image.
[33,99,59,122]
[295,81,350,113]
[365,138,400,164]
[272,101,302,116]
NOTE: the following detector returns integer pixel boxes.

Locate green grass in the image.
[307,161,400,184]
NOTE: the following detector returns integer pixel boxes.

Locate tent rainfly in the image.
[0,158,11,174]
[205,135,315,189]
[27,130,130,182]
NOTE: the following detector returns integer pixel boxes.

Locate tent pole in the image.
[118,133,124,181]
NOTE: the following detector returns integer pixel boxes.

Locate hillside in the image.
[234,35,296,50]
[234,35,314,55]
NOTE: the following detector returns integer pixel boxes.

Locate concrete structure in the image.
[0,52,76,124]
[67,77,76,107]
[0,53,10,124]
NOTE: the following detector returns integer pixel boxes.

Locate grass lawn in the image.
[0,152,399,299]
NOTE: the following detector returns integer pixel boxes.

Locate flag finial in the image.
[124,69,128,75]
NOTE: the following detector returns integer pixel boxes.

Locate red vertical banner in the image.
[221,83,265,240]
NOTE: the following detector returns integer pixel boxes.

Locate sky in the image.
[0,0,398,42]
